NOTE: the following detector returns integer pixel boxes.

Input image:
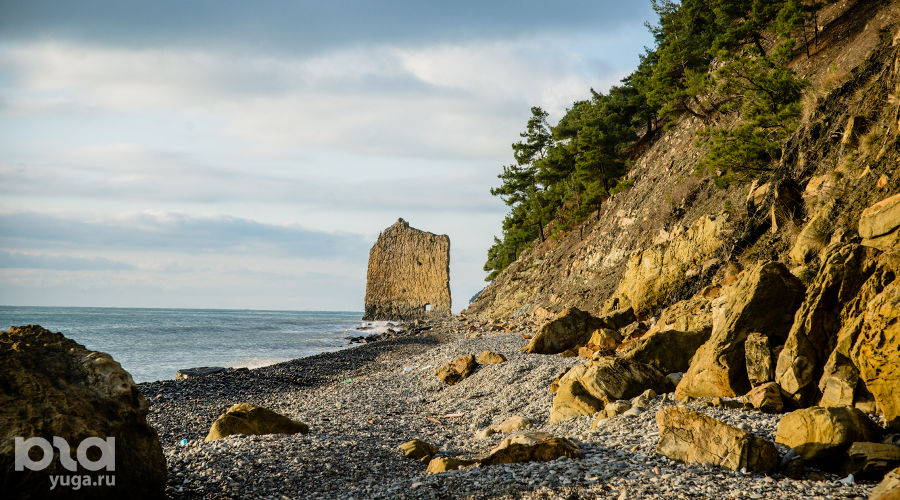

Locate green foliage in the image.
[484,0,818,280]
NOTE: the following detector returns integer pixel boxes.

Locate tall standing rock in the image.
[676,261,804,400]
[775,243,878,407]
[851,279,900,429]
[363,218,451,320]
[0,325,166,499]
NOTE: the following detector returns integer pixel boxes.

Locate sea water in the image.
[0,306,369,383]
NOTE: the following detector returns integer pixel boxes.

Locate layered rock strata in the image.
[364,218,451,320]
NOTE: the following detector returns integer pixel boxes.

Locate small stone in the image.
[399,439,438,463]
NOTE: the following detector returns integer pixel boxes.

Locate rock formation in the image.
[205,403,309,441]
[550,356,669,423]
[520,307,607,354]
[656,406,778,473]
[675,261,805,400]
[363,218,451,320]
[0,325,166,499]
[434,354,477,385]
[774,406,881,463]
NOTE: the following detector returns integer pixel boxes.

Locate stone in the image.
[550,357,669,423]
[632,389,658,408]
[744,333,774,386]
[863,229,900,251]
[206,403,309,441]
[426,456,476,474]
[0,325,166,499]
[521,307,607,354]
[589,401,632,429]
[743,382,783,413]
[476,350,507,365]
[621,321,649,339]
[859,194,900,239]
[475,416,531,439]
[655,406,778,473]
[585,328,622,351]
[482,432,579,465]
[496,416,531,433]
[176,366,227,380]
[775,406,882,463]
[676,261,805,400]
[851,280,900,430]
[842,442,900,480]
[599,306,637,330]
[363,218,451,320]
[622,327,710,374]
[818,349,860,408]
[776,244,875,407]
[434,354,477,385]
[399,440,438,463]
[869,466,900,500]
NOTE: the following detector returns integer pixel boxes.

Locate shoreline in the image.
[139,316,877,499]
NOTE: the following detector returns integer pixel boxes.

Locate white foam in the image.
[228,357,290,370]
[354,320,399,335]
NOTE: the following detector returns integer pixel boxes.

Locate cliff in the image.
[363,218,451,320]
[469,0,900,324]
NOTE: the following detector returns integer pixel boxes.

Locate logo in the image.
[15,437,115,472]
[14,437,116,491]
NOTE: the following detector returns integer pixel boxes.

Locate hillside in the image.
[469,0,900,324]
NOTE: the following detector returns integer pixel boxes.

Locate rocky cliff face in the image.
[364,218,451,320]
[469,0,900,325]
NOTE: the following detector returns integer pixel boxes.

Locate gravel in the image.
[139,317,876,499]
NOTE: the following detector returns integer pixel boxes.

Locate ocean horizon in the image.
[0,305,373,383]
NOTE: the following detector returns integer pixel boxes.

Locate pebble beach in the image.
[139,317,876,499]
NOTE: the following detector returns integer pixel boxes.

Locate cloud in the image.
[0,211,370,258]
[1,1,655,57]
[0,250,136,270]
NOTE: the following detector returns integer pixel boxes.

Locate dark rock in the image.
[176,366,227,380]
[0,325,166,499]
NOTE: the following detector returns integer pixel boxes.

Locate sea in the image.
[0,306,373,383]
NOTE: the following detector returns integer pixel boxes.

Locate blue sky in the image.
[0,1,656,311]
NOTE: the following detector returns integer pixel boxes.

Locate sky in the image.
[0,0,657,312]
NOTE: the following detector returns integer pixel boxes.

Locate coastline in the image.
[139,317,876,499]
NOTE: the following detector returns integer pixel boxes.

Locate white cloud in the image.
[0,25,648,309]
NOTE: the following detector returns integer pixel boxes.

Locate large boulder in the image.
[869,466,900,500]
[743,382,783,413]
[776,243,875,407]
[550,357,668,423]
[843,442,900,480]
[435,354,477,385]
[676,262,804,400]
[481,432,580,465]
[622,329,710,374]
[851,280,900,430]
[0,325,166,499]
[206,403,309,441]
[656,406,778,473]
[775,406,881,463]
[620,295,713,373]
[860,194,900,251]
[521,308,607,354]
